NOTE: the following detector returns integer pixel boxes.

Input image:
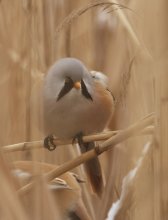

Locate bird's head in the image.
[45,58,93,101]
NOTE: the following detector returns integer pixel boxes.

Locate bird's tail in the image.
[79,141,104,197]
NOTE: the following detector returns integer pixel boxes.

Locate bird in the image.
[11,161,91,220]
[43,57,114,197]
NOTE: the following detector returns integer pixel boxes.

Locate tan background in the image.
[0,0,167,219]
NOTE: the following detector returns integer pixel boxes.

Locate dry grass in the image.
[0,0,167,220]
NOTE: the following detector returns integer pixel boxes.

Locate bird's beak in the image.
[73,81,81,90]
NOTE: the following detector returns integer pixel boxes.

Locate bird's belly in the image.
[43,88,113,139]
[44,101,111,139]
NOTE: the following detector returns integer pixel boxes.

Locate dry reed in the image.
[17,113,154,195]
[0,0,167,220]
[1,125,154,153]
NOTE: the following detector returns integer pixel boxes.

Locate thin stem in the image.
[17,113,155,195]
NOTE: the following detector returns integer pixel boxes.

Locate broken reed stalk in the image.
[1,126,154,153]
[17,113,155,196]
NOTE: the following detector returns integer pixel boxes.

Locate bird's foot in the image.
[72,132,84,145]
[44,134,57,151]
[72,132,89,153]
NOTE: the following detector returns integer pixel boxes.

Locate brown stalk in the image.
[1,126,154,153]
[17,113,155,195]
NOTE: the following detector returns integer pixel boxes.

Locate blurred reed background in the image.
[0,0,168,219]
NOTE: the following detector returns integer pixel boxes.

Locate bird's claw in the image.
[72,132,84,145]
[73,132,88,153]
[44,135,57,151]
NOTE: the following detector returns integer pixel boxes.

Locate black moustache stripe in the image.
[57,78,93,102]
[57,79,73,101]
[81,80,93,101]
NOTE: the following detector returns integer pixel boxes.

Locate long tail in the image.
[79,141,104,197]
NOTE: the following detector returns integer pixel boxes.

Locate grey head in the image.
[45,58,93,101]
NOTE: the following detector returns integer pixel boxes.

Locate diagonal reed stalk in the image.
[17,113,155,195]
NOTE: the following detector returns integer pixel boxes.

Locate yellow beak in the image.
[73,81,81,90]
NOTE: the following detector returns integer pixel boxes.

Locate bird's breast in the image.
[43,85,114,139]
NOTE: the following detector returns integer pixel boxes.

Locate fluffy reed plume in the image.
[54,1,132,36]
[0,0,167,220]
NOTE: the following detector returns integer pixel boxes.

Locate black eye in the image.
[57,77,74,101]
